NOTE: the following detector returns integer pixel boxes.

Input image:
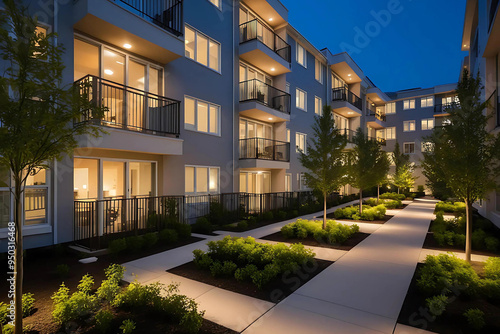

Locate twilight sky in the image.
[280,0,468,93]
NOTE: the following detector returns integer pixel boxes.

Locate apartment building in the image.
[0,0,458,251]
[461,0,500,227]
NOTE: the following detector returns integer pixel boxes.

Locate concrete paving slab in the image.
[139,273,216,300]
[394,323,438,334]
[122,264,165,284]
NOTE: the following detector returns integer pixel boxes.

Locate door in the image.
[128,60,147,131]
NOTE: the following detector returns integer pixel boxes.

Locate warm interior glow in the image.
[123,43,132,49]
[269,18,273,21]
[104,69,114,75]
[270,68,275,71]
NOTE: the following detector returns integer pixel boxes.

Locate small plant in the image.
[485,236,500,252]
[120,319,136,334]
[426,295,448,317]
[262,211,274,221]
[173,223,191,239]
[142,232,159,249]
[193,217,213,235]
[484,257,500,280]
[97,264,125,303]
[237,221,248,231]
[94,309,114,333]
[159,228,179,244]
[108,238,127,255]
[463,308,486,331]
[126,236,144,252]
[277,211,287,221]
[56,264,70,278]
[0,302,8,324]
[22,293,35,317]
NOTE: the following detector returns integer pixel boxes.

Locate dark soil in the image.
[216,217,295,233]
[398,263,500,334]
[423,232,500,257]
[168,259,333,303]
[260,231,370,251]
[325,214,394,224]
[0,236,235,334]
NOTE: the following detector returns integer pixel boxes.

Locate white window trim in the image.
[184,95,221,136]
[386,127,396,140]
[296,88,307,111]
[403,99,415,110]
[208,0,222,10]
[296,132,307,154]
[296,43,307,68]
[185,165,220,195]
[421,96,434,108]
[421,118,434,131]
[185,25,221,74]
[385,102,396,114]
[403,120,416,132]
[403,142,416,154]
[315,59,324,84]
[314,96,323,115]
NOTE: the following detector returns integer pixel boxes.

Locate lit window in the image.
[421,118,434,130]
[385,102,396,114]
[184,96,220,135]
[286,129,290,142]
[296,43,307,68]
[185,26,220,72]
[404,142,415,154]
[403,99,415,110]
[296,88,307,111]
[315,59,323,83]
[403,120,415,132]
[421,96,434,108]
[299,173,308,190]
[185,166,219,194]
[315,96,322,115]
[208,0,221,9]
[296,132,307,153]
[386,127,396,140]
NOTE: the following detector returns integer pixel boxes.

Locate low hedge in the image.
[192,236,315,289]
[280,219,359,245]
[379,192,406,201]
[364,198,403,209]
[435,201,466,214]
[334,205,386,221]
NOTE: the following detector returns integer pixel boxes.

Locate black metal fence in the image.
[332,87,363,111]
[116,0,183,36]
[239,19,291,62]
[75,75,181,137]
[239,79,291,114]
[239,138,290,162]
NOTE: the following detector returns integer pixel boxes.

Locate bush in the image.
[108,238,127,256]
[361,205,386,221]
[234,264,258,282]
[280,219,358,245]
[125,236,144,253]
[22,293,35,317]
[94,309,114,333]
[379,192,406,201]
[0,302,8,324]
[159,229,178,244]
[193,250,213,270]
[277,211,287,221]
[426,295,448,317]
[471,229,486,250]
[281,224,295,239]
[120,319,136,334]
[237,221,248,230]
[417,185,425,193]
[193,217,213,235]
[262,211,274,221]
[479,279,500,300]
[364,198,402,209]
[435,201,466,214]
[485,236,500,252]
[173,223,191,239]
[484,257,500,280]
[97,264,125,303]
[142,233,159,249]
[463,308,485,331]
[56,264,70,278]
[291,210,299,218]
[454,233,466,248]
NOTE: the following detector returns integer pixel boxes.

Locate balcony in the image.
[239,138,290,169]
[434,102,460,115]
[332,88,363,117]
[239,19,291,75]
[73,0,184,64]
[239,79,291,122]
[339,129,386,146]
[366,110,386,129]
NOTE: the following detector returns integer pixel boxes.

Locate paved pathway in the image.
[242,198,438,334]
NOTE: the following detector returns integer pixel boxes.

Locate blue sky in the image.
[280,0,468,92]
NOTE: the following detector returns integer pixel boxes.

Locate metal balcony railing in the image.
[239,19,291,63]
[239,79,291,115]
[338,129,386,146]
[75,75,180,137]
[368,111,386,122]
[434,102,460,114]
[115,0,183,36]
[332,87,363,111]
[239,138,290,162]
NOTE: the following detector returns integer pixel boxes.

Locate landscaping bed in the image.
[398,255,500,334]
[260,231,370,251]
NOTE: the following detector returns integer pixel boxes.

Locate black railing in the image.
[368,111,386,122]
[239,19,291,63]
[239,138,290,162]
[337,129,385,146]
[75,75,180,137]
[74,191,315,250]
[434,102,460,114]
[239,79,291,114]
[332,87,363,111]
[115,0,183,36]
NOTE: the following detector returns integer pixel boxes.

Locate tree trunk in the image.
[377,185,380,204]
[465,200,472,262]
[323,192,327,230]
[359,190,363,214]
[397,188,400,194]
[14,178,23,334]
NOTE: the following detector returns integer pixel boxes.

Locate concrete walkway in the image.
[242,198,438,334]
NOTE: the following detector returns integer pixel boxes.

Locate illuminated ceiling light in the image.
[347,74,352,77]
[257,171,263,174]
[269,18,273,22]
[123,43,132,49]
[463,44,467,47]
[185,40,189,44]
[104,69,114,75]
[347,111,354,115]
[270,68,275,72]
[268,117,273,120]
[116,61,124,65]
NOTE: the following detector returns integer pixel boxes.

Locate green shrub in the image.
[417,185,425,193]
[193,250,213,270]
[22,293,35,317]
[484,257,500,280]
[174,223,192,239]
[426,295,448,317]
[262,211,274,221]
[2,324,13,334]
[251,263,280,289]
[159,229,178,244]
[463,308,485,331]
[209,261,239,277]
[120,319,136,334]
[277,211,287,221]
[485,236,500,252]
[237,221,248,230]
[454,233,466,248]
[291,210,299,217]
[0,302,8,324]
[142,233,159,249]
[365,198,402,209]
[479,279,500,300]
[360,205,386,221]
[234,264,258,282]
[125,236,144,253]
[193,217,213,235]
[94,309,114,333]
[435,201,466,214]
[380,192,406,201]
[108,238,127,255]
[281,219,358,245]
[56,264,70,279]
[471,229,486,250]
[281,224,295,239]
[97,264,125,303]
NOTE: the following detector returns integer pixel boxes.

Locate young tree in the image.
[347,128,390,213]
[422,70,500,262]
[0,1,103,331]
[299,105,347,229]
[421,139,454,200]
[392,142,409,174]
[392,161,417,194]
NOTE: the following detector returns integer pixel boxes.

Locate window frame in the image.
[403,142,415,154]
[208,0,222,10]
[314,58,324,84]
[296,43,307,68]
[403,120,416,132]
[385,102,396,114]
[421,118,435,131]
[296,88,307,111]
[420,96,434,108]
[403,99,415,110]
[185,25,221,73]
[184,96,221,136]
[185,165,220,195]
[296,132,307,154]
[386,127,396,140]
[314,96,322,115]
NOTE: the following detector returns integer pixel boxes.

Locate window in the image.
[299,173,308,190]
[315,96,322,115]
[421,96,434,108]
[286,129,290,142]
[386,102,396,114]
[315,59,323,83]
[285,174,292,192]
[184,96,220,135]
[404,142,415,154]
[403,99,415,110]
[403,120,415,132]
[185,26,220,72]
[296,133,307,153]
[421,141,434,153]
[421,118,434,130]
[386,127,396,140]
[332,73,346,89]
[296,88,307,111]
[296,43,307,68]
[442,96,459,105]
[208,0,221,9]
[185,166,219,194]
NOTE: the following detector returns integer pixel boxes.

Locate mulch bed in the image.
[0,236,236,334]
[168,259,333,303]
[398,263,500,334]
[325,214,394,224]
[423,232,500,257]
[260,232,370,251]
